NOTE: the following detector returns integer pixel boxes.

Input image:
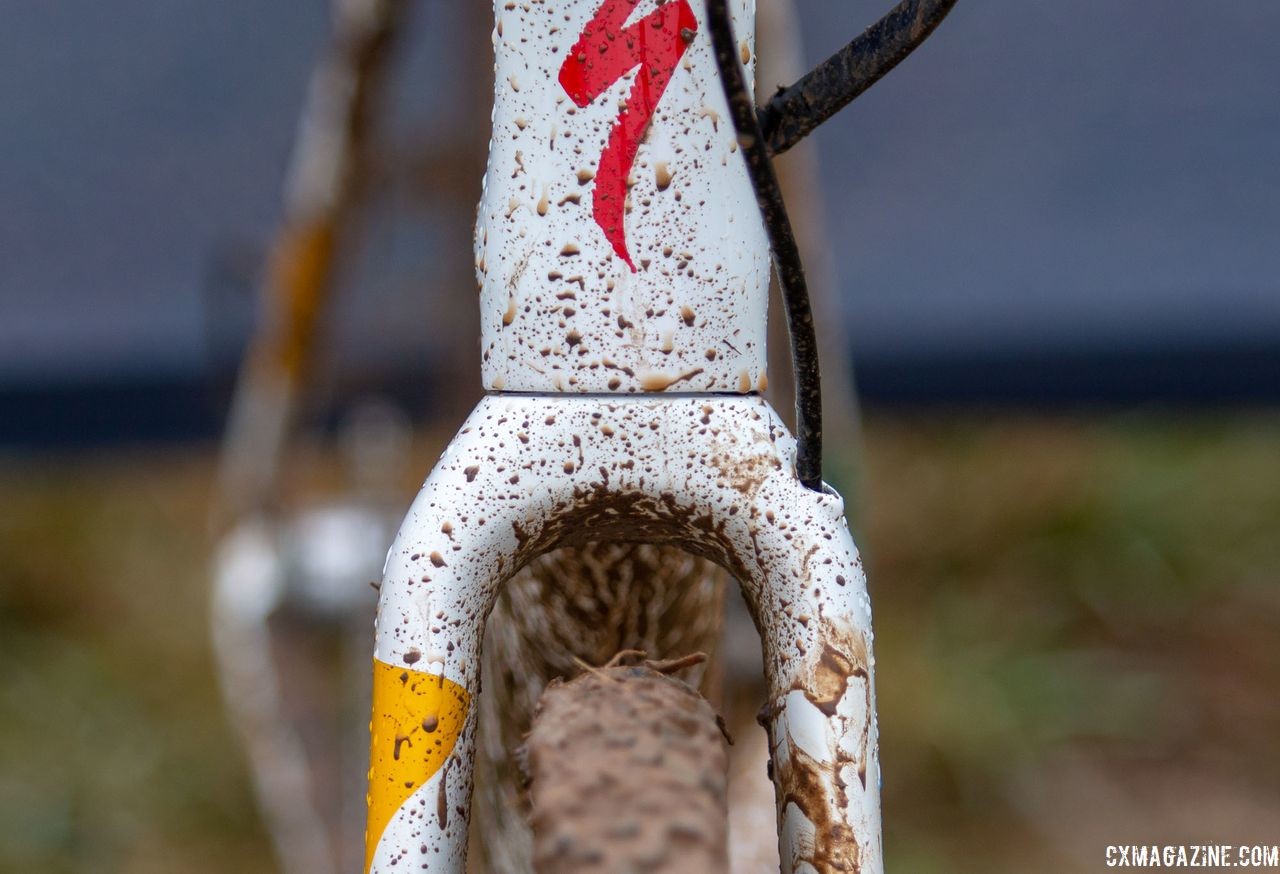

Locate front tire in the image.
[523,661,731,874]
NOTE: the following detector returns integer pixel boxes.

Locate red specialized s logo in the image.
[559,0,697,272]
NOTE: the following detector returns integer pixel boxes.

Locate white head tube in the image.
[476,0,769,395]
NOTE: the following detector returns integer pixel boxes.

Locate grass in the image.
[1,411,1278,873]
[864,413,1280,872]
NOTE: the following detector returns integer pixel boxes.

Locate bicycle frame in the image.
[366,2,882,871]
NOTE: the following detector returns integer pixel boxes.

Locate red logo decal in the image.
[559,0,697,271]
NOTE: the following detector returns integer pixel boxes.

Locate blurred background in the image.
[2,1,1278,872]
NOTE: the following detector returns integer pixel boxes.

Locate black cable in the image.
[757,0,959,156]
[705,0,823,492]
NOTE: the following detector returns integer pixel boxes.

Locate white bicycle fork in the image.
[366,2,882,871]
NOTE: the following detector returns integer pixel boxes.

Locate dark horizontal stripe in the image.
[2,341,1278,449]
[0,367,451,451]
[855,341,1280,408]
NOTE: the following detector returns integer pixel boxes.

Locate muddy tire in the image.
[522,664,730,874]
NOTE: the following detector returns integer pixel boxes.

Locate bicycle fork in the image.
[367,2,882,871]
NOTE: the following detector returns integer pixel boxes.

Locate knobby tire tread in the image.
[522,664,730,874]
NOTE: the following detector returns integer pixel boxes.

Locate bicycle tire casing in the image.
[476,0,770,395]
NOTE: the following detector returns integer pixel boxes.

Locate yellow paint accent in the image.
[365,658,470,874]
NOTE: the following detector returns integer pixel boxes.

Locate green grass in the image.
[2,412,1278,873]
[865,413,1280,872]
[0,453,267,874]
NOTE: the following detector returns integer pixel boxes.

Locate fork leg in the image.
[735,477,883,873]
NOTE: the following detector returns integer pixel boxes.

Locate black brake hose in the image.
[706,0,824,491]
[758,0,959,157]
[705,0,959,492]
